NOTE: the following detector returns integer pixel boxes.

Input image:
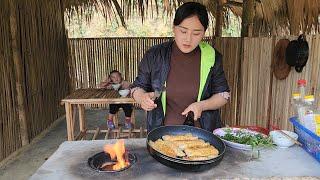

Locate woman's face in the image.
[109,72,122,84]
[173,15,205,53]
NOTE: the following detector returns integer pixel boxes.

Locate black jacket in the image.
[132,40,230,132]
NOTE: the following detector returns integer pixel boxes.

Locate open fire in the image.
[102,139,130,171]
[88,139,136,172]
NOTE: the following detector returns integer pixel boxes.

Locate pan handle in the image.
[183,111,195,126]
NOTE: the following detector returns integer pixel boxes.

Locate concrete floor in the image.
[0,108,146,180]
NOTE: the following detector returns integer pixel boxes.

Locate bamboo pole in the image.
[9,0,29,145]
[266,37,276,129]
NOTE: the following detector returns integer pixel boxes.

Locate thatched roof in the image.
[63,0,320,36]
[253,0,320,35]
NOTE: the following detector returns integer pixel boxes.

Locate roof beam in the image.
[224,0,261,7]
[225,0,243,7]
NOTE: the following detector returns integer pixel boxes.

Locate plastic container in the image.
[292,93,300,103]
[317,94,320,135]
[315,114,320,136]
[304,95,316,132]
[297,79,306,99]
[290,117,320,163]
[295,80,307,124]
[291,93,301,121]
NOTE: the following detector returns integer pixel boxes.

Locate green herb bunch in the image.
[221,128,274,148]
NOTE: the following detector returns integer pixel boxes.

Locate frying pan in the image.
[147,125,226,171]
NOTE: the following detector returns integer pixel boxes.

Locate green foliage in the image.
[65,6,241,38]
[221,128,274,148]
[222,10,241,37]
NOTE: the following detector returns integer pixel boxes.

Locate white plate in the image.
[213,127,266,151]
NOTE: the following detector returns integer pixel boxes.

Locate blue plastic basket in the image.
[290,117,320,163]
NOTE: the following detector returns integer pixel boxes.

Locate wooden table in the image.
[61,88,136,141]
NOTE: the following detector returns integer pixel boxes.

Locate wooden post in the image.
[131,109,135,128]
[92,127,100,140]
[215,0,223,37]
[105,128,110,140]
[75,129,87,141]
[117,127,122,139]
[128,128,132,139]
[140,127,144,138]
[266,38,276,130]
[65,103,75,140]
[236,39,244,126]
[114,110,119,128]
[241,0,255,37]
[78,104,86,132]
[9,0,29,145]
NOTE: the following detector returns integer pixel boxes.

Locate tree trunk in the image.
[215,0,223,37]
[241,0,255,37]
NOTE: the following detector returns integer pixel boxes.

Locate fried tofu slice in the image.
[149,139,185,157]
[175,139,210,150]
[184,146,219,158]
[182,156,216,161]
[162,133,198,141]
[149,140,176,157]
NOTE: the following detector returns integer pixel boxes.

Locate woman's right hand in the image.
[133,90,157,111]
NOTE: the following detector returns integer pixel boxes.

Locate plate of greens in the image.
[213,127,273,151]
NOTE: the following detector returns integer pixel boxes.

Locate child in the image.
[99,70,133,129]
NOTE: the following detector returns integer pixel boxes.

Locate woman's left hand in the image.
[181,102,203,120]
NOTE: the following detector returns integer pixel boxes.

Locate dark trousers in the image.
[109,104,133,117]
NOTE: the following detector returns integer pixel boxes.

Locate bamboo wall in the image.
[240,37,274,128]
[18,0,70,139]
[68,37,172,89]
[0,0,70,162]
[214,37,242,127]
[270,36,320,129]
[68,36,320,130]
[68,37,216,89]
[0,0,21,162]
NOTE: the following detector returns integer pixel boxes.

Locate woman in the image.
[99,70,133,129]
[130,2,230,132]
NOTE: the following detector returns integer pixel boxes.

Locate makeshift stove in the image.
[88,140,137,172]
[30,139,320,179]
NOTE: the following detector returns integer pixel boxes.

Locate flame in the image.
[103,139,130,170]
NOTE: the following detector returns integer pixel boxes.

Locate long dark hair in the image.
[173,2,209,30]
